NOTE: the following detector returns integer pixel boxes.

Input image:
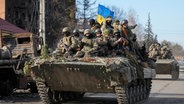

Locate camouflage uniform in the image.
[160,43,173,59]
[88,19,101,36]
[148,43,160,60]
[101,16,114,34]
[95,29,110,56]
[112,19,120,30]
[73,29,82,52]
[110,29,126,56]
[75,29,98,57]
[119,20,137,51]
[57,27,77,57]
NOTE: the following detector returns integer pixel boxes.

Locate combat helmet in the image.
[106,16,112,25]
[95,29,102,34]
[62,27,70,33]
[106,16,112,21]
[103,29,110,35]
[114,19,120,25]
[84,29,91,35]
[73,29,80,36]
[88,19,95,26]
[73,29,79,33]
[162,42,168,46]
[120,19,128,25]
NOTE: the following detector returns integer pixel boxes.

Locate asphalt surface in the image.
[0,71,184,104]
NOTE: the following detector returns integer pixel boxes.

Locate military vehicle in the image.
[0,29,41,98]
[0,46,21,97]
[31,52,156,104]
[156,59,179,79]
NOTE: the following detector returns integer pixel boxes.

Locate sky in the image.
[94,0,184,47]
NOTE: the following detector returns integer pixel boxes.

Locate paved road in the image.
[0,72,184,104]
[143,71,184,104]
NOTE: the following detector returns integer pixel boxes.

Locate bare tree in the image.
[76,0,97,29]
[127,9,144,41]
[45,0,77,48]
[110,6,126,20]
[161,40,184,56]
[172,43,184,56]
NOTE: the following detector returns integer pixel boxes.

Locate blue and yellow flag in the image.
[97,4,114,24]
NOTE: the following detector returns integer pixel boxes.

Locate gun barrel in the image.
[0,59,18,66]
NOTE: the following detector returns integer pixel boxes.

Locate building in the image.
[0,17,27,33]
[3,0,76,47]
[0,0,5,19]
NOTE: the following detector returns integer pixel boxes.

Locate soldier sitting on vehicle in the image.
[110,29,127,56]
[101,16,114,34]
[112,19,120,30]
[148,43,160,61]
[88,19,101,33]
[95,29,110,56]
[75,29,98,57]
[57,27,77,57]
[73,29,82,52]
[159,43,174,59]
[119,19,137,52]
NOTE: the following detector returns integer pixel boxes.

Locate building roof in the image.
[0,18,27,33]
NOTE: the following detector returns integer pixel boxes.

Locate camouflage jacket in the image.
[119,25,135,41]
[110,37,124,50]
[57,36,77,50]
[101,22,113,34]
[95,36,109,47]
[81,38,98,52]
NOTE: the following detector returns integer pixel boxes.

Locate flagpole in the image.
[39,0,46,46]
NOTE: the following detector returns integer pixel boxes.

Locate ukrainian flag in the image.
[97,4,114,24]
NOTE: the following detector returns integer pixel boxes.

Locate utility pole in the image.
[39,0,46,46]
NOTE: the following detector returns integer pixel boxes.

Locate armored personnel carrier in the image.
[156,59,179,79]
[31,54,156,104]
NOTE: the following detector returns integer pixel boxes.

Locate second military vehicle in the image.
[31,54,156,104]
[156,59,179,79]
[0,29,41,98]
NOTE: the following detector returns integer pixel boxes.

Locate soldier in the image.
[95,29,109,56]
[88,19,101,38]
[160,43,173,59]
[75,29,98,57]
[112,19,120,30]
[101,16,114,34]
[148,43,160,61]
[88,19,96,32]
[73,29,82,52]
[119,19,137,51]
[110,29,127,56]
[57,27,77,57]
